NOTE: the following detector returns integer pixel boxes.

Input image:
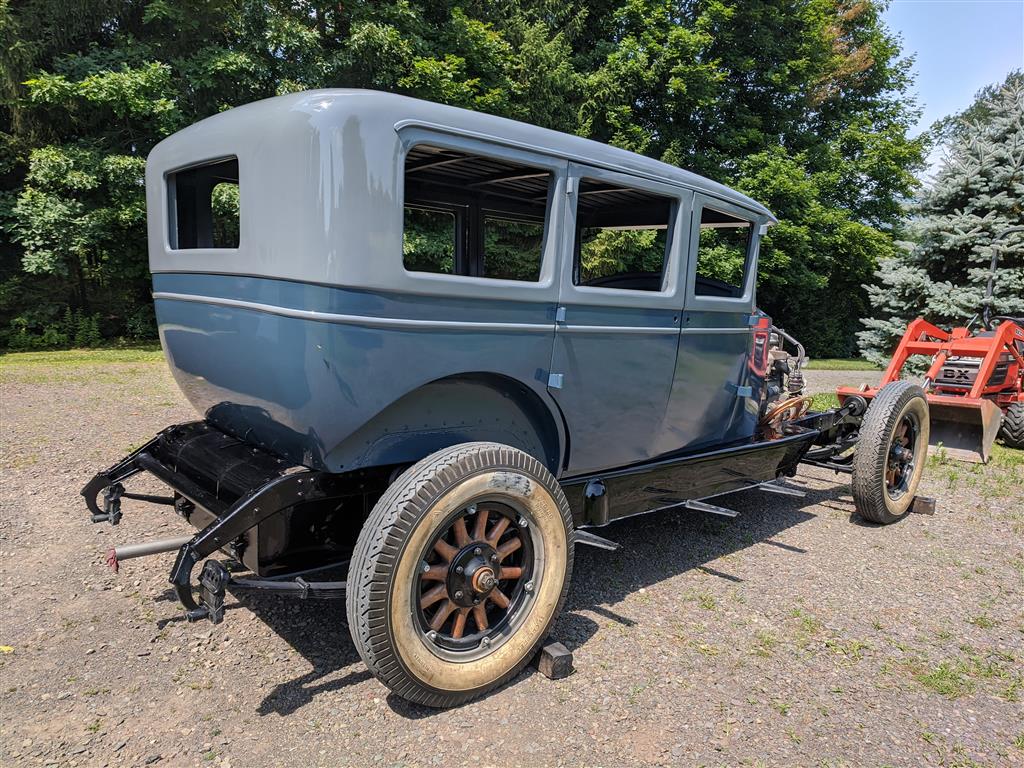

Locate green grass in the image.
[804,358,881,371]
[0,345,163,367]
[809,392,841,411]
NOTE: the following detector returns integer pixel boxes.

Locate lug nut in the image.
[490,553,498,562]
[518,517,528,528]
[421,563,430,573]
[456,565,464,574]
[473,547,482,556]
[454,590,464,599]
[481,636,491,647]
[473,598,480,604]
[524,580,534,593]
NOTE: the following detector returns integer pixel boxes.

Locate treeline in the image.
[0,0,925,356]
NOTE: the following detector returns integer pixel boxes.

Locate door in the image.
[547,164,691,476]
[664,194,763,451]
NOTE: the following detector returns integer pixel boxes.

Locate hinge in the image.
[747,314,760,326]
[547,373,564,389]
[566,178,574,195]
[735,385,753,398]
[758,223,769,236]
[555,306,566,323]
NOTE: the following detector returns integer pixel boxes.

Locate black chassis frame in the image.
[81,397,867,624]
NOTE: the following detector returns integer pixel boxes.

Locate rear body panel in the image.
[154,273,556,472]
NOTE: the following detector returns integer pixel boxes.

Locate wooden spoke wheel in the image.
[416,503,534,655]
[347,442,573,707]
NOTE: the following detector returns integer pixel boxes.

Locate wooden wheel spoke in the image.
[451,608,469,639]
[486,516,510,546]
[472,603,489,632]
[497,536,522,561]
[489,588,510,609]
[452,517,471,548]
[499,565,523,580]
[472,507,489,541]
[419,583,447,610]
[422,564,448,581]
[429,599,458,631]
[433,538,458,562]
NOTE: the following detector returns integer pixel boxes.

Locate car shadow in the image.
[234,472,851,718]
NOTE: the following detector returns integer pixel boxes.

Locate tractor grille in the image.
[936,355,1011,390]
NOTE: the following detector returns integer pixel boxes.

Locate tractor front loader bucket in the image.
[926,397,1003,464]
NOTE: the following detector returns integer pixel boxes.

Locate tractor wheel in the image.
[999,403,1024,449]
[852,381,930,524]
[346,442,573,707]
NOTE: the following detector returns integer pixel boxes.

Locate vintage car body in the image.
[84,90,930,707]
[148,89,774,482]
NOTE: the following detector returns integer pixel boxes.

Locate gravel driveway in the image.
[1,355,1021,768]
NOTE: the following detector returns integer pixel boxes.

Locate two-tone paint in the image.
[146,89,779,521]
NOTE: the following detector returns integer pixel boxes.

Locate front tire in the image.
[852,381,930,524]
[998,402,1024,449]
[346,442,573,707]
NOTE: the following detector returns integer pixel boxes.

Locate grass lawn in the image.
[804,358,881,371]
[0,345,163,367]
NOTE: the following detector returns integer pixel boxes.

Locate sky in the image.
[882,0,1024,170]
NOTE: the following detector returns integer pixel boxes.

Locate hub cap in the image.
[886,413,919,500]
[415,503,536,657]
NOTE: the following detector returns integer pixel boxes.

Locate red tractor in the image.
[839,315,1024,462]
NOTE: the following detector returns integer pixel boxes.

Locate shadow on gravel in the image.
[556,475,855,647]
[218,474,854,718]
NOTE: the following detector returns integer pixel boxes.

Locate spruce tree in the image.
[860,72,1024,365]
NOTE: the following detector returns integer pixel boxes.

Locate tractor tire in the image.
[346,442,573,707]
[852,381,930,525]
[999,402,1024,449]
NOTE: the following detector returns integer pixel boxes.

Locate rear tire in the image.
[346,442,573,707]
[852,381,930,524]
[998,402,1024,449]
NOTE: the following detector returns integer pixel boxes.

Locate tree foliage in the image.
[859,71,1024,366]
[1,0,925,354]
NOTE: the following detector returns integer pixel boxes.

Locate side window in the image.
[574,178,674,292]
[695,207,753,298]
[168,158,239,249]
[403,145,552,282]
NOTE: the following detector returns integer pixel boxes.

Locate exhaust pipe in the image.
[106,535,193,572]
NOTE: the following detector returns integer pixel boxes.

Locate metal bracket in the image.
[95,483,124,525]
[555,306,567,323]
[547,373,564,389]
[188,560,230,624]
[574,529,621,551]
[759,481,806,498]
[684,499,740,518]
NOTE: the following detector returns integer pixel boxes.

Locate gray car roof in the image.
[199,88,776,223]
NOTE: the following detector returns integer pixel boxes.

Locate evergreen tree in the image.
[859,71,1024,366]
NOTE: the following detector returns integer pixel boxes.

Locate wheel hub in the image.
[447,543,499,607]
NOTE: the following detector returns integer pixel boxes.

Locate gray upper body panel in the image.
[146,89,775,295]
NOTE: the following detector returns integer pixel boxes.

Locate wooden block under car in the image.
[911,496,936,515]
[536,642,573,679]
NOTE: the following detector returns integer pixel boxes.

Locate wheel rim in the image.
[885,411,920,501]
[414,501,540,661]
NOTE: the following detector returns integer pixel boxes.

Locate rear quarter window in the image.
[167,157,239,249]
